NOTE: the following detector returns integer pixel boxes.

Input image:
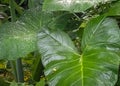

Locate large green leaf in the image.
[42,0,112,12]
[0,7,55,60]
[38,27,119,86]
[81,16,120,51]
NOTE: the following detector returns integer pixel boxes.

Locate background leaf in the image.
[43,0,113,12]
[28,0,43,9]
[0,22,37,60]
[48,12,81,31]
[18,7,55,31]
[0,7,55,60]
[104,1,120,16]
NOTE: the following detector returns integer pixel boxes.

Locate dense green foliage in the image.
[0,0,120,86]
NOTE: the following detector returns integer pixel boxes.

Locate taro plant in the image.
[0,0,120,86]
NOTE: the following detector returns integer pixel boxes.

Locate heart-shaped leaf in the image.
[38,24,120,86]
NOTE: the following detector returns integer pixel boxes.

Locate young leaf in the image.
[38,27,119,86]
[43,0,113,12]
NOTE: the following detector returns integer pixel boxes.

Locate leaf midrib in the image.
[80,55,83,86]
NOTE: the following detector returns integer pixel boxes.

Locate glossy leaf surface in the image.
[38,25,120,86]
[82,16,120,51]
[43,0,112,12]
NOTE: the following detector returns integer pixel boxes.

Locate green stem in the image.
[32,52,44,81]
[10,61,18,82]
[16,58,24,83]
[9,0,16,21]
[73,13,81,21]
